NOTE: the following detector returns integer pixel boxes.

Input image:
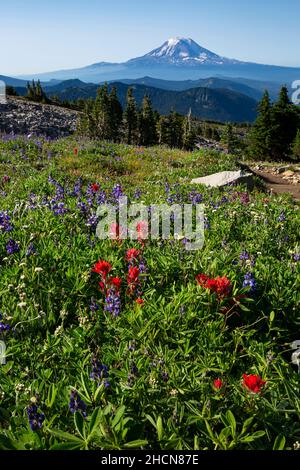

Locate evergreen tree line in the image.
[26,80,50,104]
[248,86,300,161]
[79,84,196,150]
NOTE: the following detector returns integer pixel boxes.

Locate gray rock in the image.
[0,97,79,138]
[191,170,253,188]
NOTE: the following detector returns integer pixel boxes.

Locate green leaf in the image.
[145,414,156,429]
[50,442,83,450]
[273,435,286,450]
[123,440,148,449]
[46,383,58,409]
[88,407,102,437]
[157,416,163,441]
[112,405,125,429]
[225,410,236,436]
[48,429,84,443]
[241,417,254,436]
[74,411,85,439]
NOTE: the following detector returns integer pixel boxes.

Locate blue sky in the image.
[1,0,299,75]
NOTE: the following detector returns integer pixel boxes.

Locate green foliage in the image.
[158,111,184,148]
[249,87,300,161]
[124,87,138,145]
[138,95,158,146]
[220,123,241,154]
[292,129,300,161]
[26,80,49,104]
[182,110,197,151]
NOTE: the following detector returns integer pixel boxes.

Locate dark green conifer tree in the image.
[108,87,123,142]
[138,95,157,146]
[248,91,272,159]
[182,109,196,150]
[124,88,138,145]
[268,86,300,160]
[93,84,111,140]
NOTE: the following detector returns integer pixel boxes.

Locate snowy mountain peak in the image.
[129,37,241,66]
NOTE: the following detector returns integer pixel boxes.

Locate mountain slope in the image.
[43,81,257,122]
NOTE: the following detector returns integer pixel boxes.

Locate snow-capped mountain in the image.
[17,37,300,84]
[129,37,241,66]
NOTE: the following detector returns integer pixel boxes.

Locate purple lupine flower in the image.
[243,272,257,294]
[90,355,109,386]
[293,253,300,262]
[189,192,203,204]
[278,211,286,222]
[134,189,142,199]
[69,390,87,417]
[95,190,107,205]
[0,313,11,333]
[52,202,68,216]
[90,299,100,312]
[0,211,13,233]
[73,178,83,197]
[6,239,20,255]
[86,214,99,230]
[26,403,45,431]
[240,250,250,261]
[104,288,121,318]
[26,243,37,257]
[112,184,123,201]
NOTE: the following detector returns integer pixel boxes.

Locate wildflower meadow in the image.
[0,136,299,450]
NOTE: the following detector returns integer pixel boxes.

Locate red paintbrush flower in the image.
[127,266,140,285]
[196,274,232,299]
[74,148,78,156]
[108,277,122,291]
[213,378,224,390]
[210,276,232,298]
[136,298,144,306]
[126,248,141,262]
[93,260,112,280]
[91,183,100,193]
[242,374,266,393]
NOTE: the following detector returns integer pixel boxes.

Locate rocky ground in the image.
[0,97,79,138]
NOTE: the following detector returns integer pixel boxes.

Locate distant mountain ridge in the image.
[116,76,264,100]
[41,80,257,123]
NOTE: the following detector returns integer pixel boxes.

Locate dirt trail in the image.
[252,169,300,200]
